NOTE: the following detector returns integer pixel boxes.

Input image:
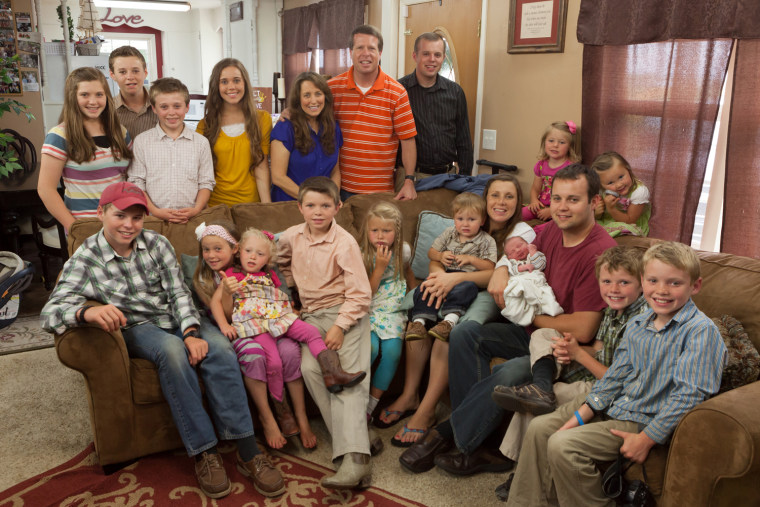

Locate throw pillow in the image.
[712,315,760,393]
[411,211,453,280]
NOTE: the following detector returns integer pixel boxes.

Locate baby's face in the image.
[504,237,530,260]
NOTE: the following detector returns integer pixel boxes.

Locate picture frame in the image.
[229,1,243,22]
[507,0,568,54]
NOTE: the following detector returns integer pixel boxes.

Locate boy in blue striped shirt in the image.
[505,241,726,506]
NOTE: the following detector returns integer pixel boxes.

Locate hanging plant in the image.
[0,55,35,179]
[56,5,75,41]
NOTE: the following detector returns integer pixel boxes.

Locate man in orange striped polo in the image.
[328,25,418,201]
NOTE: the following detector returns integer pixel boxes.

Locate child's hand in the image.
[552,334,573,364]
[609,429,656,464]
[527,244,538,255]
[174,207,202,223]
[184,335,209,366]
[595,199,606,217]
[558,415,580,431]
[603,193,620,210]
[440,250,457,268]
[324,325,344,350]
[454,254,472,267]
[518,263,535,273]
[536,207,552,221]
[220,322,237,341]
[529,200,542,214]
[83,304,127,332]
[152,207,176,222]
[375,244,392,271]
[218,271,242,296]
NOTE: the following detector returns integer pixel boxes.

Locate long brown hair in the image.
[287,72,337,155]
[203,59,264,173]
[60,67,131,164]
[483,173,524,251]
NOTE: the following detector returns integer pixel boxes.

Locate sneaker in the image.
[237,452,286,498]
[428,320,453,342]
[194,452,231,499]
[404,320,428,341]
[491,383,557,415]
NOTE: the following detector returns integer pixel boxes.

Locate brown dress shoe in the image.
[404,320,428,341]
[237,452,286,497]
[398,429,453,474]
[428,320,453,341]
[195,451,231,499]
[433,446,515,476]
[317,349,367,393]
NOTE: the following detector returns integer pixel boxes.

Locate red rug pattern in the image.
[0,442,426,506]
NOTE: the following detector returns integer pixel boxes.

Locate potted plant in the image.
[0,55,34,179]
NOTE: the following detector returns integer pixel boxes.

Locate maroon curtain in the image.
[582,40,732,242]
[722,39,760,258]
[320,48,351,79]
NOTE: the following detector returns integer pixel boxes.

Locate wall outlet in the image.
[482,129,497,150]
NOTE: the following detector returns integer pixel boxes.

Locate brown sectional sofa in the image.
[55,189,760,506]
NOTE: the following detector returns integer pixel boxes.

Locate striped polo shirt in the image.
[329,67,417,194]
[42,124,131,219]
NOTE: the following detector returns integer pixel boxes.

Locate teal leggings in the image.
[370,332,402,391]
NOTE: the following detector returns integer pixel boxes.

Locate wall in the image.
[479,0,583,196]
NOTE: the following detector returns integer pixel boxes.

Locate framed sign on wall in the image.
[507,0,568,54]
[229,1,243,22]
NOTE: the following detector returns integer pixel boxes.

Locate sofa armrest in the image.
[660,380,760,507]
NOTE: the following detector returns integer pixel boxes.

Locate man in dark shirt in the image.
[398,32,473,176]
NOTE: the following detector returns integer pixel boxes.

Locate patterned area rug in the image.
[0,315,53,356]
[0,441,426,507]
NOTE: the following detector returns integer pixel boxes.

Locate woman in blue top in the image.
[270,72,342,201]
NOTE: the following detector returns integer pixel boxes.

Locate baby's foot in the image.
[262,418,287,449]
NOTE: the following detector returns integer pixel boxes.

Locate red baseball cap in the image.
[99,181,149,212]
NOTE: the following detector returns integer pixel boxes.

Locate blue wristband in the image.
[575,410,585,426]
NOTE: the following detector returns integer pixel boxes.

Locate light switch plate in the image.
[482,129,496,150]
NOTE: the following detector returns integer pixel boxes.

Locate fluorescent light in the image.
[94,0,191,12]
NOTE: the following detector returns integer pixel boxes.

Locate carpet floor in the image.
[0,347,508,506]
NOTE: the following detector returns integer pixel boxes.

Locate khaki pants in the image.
[300,305,371,460]
[506,392,640,507]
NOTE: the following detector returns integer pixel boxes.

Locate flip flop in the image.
[373,408,416,429]
[390,424,428,448]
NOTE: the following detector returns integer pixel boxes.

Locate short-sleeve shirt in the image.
[41,124,131,219]
[270,118,343,202]
[431,227,497,273]
[328,67,417,194]
[113,88,158,139]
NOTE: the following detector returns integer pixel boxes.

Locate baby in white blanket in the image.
[496,236,563,326]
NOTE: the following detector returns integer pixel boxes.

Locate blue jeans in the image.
[122,320,254,456]
[411,281,479,321]
[448,320,532,454]
[340,189,356,202]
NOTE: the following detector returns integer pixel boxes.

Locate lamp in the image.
[93,0,191,12]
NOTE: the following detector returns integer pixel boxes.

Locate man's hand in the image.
[218,271,242,296]
[184,335,209,366]
[84,304,127,332]
[609,429,656,464]
[394,179,417,201]
[324,325,345,350]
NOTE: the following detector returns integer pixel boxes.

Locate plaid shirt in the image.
[561,295,648,383]
[41,229,199,335]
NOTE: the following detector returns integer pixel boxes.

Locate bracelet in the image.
[76,305,93,324]
[574,410,585,426]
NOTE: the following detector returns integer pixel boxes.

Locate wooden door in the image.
[403,0,482,137]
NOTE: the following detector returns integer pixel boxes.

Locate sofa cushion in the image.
[161,205,232,259]
[411,211,453,279]
[713,315,760,393]
[232,200,312,235]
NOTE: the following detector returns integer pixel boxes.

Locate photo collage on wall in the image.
[0,1,39,94]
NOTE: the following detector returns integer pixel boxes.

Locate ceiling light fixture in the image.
[93,0,191,12]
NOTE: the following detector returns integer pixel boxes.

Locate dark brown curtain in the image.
[582,40,732,242]
[317,0,364,50]
[722,39,760,257]
[578,0,760,45]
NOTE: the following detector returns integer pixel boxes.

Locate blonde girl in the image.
[592,151,651,237]
[38,67,132,232]
[359,202,416,422]
[209,227,365,449]
[522,121,581,221]
[198,59,272,206]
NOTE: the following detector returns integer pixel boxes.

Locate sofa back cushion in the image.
[164,205,233,258]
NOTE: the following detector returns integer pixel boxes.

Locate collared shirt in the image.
[562,295,648,383]
[586,299,726,444]
[398,71,473,174]
[277,220,371,331]
[328,67,417,194]
[431,227,497,273]
[114,88,158,139]
[41,229,200,335]
[128,124,215,209]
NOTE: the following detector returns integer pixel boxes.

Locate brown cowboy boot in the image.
[272,394,300,438]
[317,349,367,393]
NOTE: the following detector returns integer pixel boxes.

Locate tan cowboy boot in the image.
[316,349,366,393]
[320,452,371,489]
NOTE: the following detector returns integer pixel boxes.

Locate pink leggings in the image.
[233,319,326,401]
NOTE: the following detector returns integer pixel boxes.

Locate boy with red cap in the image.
[41,181,284,500]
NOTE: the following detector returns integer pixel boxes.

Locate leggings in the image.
[370,331,402,391]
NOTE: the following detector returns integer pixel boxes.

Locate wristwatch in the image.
[404,174,416,182]
[183,329,200,339]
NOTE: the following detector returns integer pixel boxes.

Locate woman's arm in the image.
[254,158,271,203]
[419,268,494,309]
[37,154,75,232]
[330,161,341,192]
[269,140,298,199]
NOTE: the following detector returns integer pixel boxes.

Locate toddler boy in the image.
[277,176,373,489]
[405,192,497,342]
[128,77,214,223]
[504,241,726,506]
[109,45,157,137]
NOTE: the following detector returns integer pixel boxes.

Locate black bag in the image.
[601,454,655,507]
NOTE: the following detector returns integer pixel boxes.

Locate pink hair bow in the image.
[566,121,577,134]
[262,230,274,241]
